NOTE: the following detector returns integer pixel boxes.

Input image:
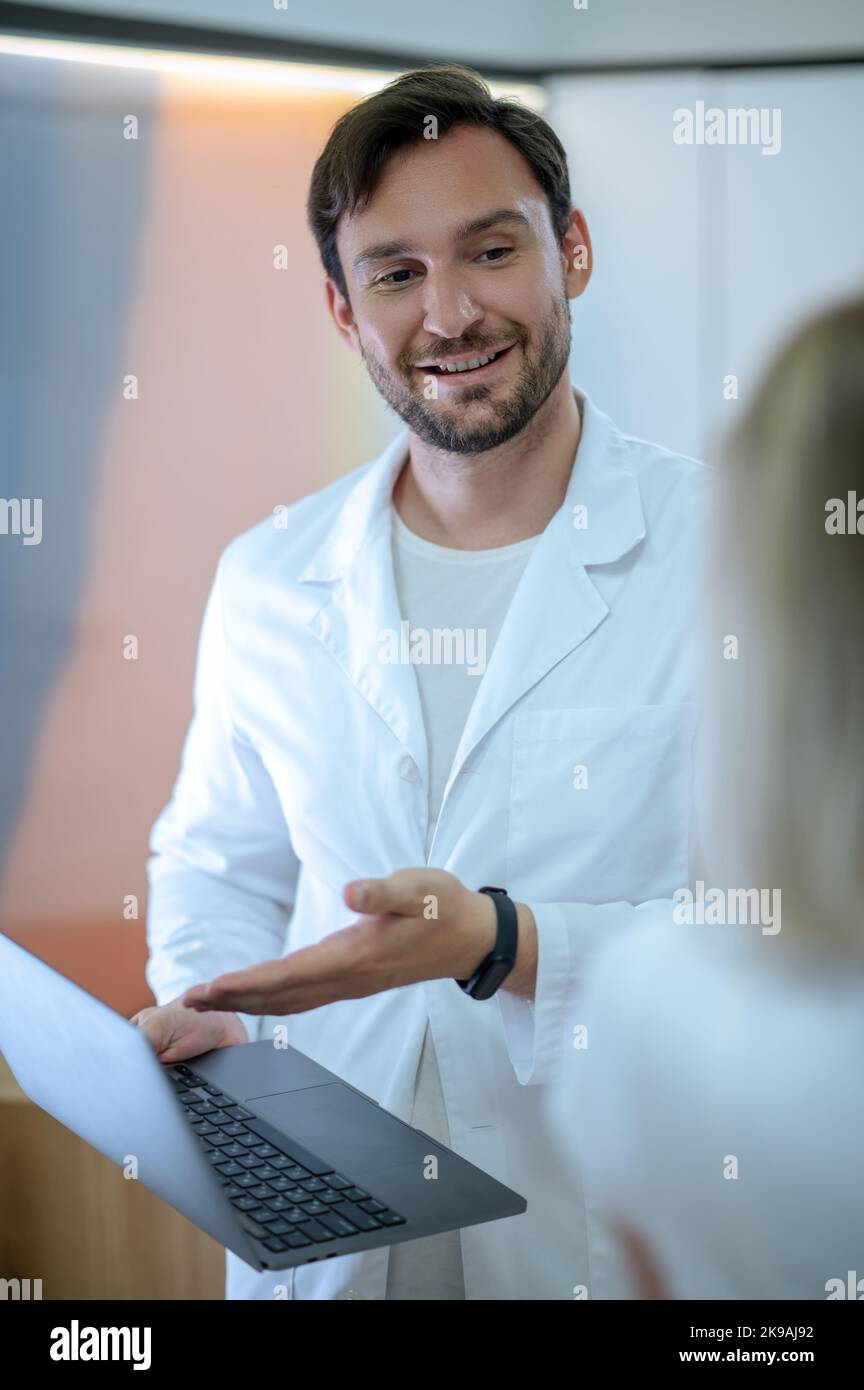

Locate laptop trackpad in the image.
[246,1084,427,1175]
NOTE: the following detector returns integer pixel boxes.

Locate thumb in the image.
[344,868,428,918]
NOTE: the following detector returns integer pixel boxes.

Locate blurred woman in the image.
[566,295,864,1299]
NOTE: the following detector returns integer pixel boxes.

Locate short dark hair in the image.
[306,62,572,304]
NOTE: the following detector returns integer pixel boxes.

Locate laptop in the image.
[0,932,526,1271]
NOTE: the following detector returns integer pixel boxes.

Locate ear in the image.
[325,277,360,354]
[561,208,592,301]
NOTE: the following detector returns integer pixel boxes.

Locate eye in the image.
[376,268,417,287]
[374,247,514,287]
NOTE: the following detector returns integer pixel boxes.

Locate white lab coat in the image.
[145,385,715,1300]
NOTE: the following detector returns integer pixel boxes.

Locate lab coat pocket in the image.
[506,704,698,904]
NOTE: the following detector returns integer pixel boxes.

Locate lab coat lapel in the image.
[434,389,647,818]
[297,431,430,793]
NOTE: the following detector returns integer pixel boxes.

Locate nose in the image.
[420,267,484,342]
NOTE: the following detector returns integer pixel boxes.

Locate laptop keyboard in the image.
[167,1063,406,1258]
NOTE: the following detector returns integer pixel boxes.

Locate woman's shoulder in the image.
[574,915,864,1297]
[583,912,858,1014]
[580,914,864,1142]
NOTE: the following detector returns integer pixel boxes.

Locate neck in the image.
[392,376,582,550]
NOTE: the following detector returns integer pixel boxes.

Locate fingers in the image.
[182,934,365,1016]
[343,879,371,911]
[129,1006,173,1056]
[184,962,283,1016]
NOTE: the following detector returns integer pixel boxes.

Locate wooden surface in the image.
[0,1054,226,1300]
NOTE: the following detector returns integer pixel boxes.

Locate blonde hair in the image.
[699,294,864,962]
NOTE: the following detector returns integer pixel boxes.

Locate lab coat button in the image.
[336,1288,366,1300]
[398,755,419,782]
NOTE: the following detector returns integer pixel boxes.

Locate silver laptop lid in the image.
[0,931,259,1267]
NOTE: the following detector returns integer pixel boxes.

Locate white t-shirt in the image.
[384,501,539,1300]
[566,915,864,1299]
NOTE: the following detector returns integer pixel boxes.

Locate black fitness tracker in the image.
[455,886,519,1000]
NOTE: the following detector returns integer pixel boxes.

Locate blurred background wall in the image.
[0,41,400,1011]
[551,64,864,455]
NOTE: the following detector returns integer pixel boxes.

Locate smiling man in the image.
[139,64,714,1301]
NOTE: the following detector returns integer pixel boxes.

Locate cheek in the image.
[484,285,545,338]
[516,251,563,307]
[363,301,417,350]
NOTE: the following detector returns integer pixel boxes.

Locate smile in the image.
[415,343,516,383]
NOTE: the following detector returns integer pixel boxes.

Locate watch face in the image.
[472,957,514,1000]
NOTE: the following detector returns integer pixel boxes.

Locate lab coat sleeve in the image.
[145,544,301,1046]
[496,898,674,1086]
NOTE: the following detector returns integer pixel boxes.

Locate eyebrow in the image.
[352,208,532,274]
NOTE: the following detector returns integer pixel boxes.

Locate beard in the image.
[357,291,573,456]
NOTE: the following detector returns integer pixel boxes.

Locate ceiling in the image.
[8,0,864,72]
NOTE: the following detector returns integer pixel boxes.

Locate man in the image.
[137,64,713,1300]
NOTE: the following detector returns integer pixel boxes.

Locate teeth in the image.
[440,351,497,373]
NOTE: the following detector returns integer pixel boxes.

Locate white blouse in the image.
[562,916,864,1300]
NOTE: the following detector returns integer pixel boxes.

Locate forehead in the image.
[337,124,548,273]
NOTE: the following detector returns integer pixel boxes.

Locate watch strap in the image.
[456,886,518,1000]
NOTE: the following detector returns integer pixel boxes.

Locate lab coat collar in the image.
[298,385,645,582]
[296,386,646,856]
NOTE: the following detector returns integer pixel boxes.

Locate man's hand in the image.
[130,995,248,1063]
[181,868,520,1019]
